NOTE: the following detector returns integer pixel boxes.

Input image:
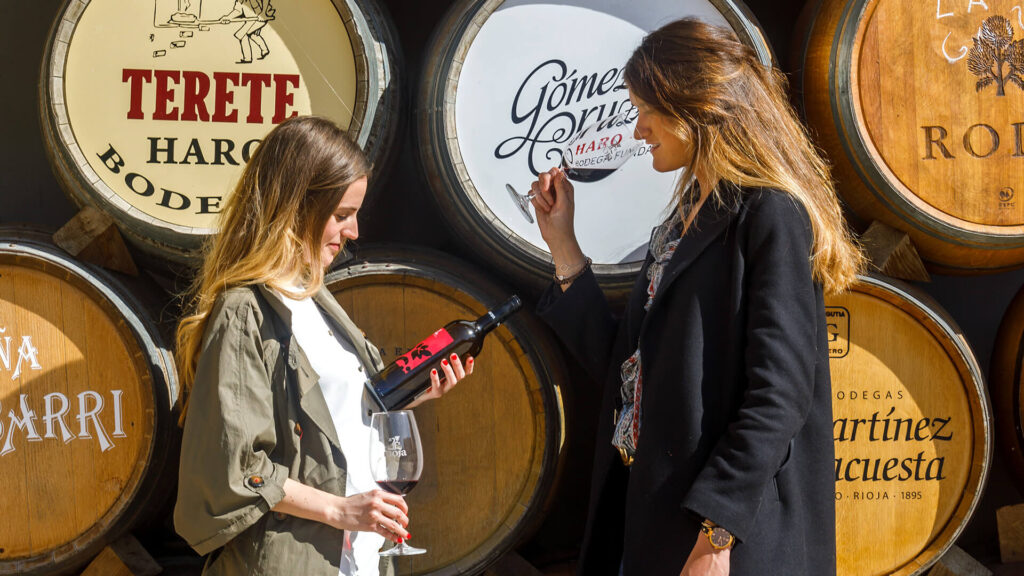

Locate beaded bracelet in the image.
[555,257,592,285]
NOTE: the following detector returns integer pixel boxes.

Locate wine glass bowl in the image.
[506,109,649,222]
[369,410,426,556]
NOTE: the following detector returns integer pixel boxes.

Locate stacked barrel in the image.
[798,0,1023,573]
[0,231,178,575]
[3,0,1022,574]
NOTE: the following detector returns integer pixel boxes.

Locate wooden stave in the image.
[0,230,179,576]
[324,245,568,576]
[827,274,992,576]
[415,0,774,301]
[988,283,1024,497]
[799,0,1024,274]
[37,0,403,268]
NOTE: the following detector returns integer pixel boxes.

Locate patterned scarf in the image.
[611,180,701,465]
[611,211,686,464]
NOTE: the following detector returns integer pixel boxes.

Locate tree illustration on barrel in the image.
[967,15,1024,96]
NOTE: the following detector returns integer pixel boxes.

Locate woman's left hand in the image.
[404,354,475,408]
[679,533,730,576]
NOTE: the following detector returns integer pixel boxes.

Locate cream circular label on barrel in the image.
[856,0,1024,227]
[453,0,751,264]
[53,0,359,233]
[827,284,986,575]
[0,262,152,558]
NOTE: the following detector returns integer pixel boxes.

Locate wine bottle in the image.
[364,295,522,411]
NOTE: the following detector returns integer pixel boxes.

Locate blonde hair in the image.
[624,18,864,294]
[175,116,369,424]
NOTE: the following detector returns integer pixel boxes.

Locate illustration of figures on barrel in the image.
[40,0,400,267]
[418,0,773,298]
[826,275,991,576]
[801,0,1024,273]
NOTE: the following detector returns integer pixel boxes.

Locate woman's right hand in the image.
[531,167,576,249]
[328,489,410,543]
[531,168,585,277]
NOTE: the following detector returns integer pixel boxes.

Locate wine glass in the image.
[369,410,426,556]
[506,109,650,223]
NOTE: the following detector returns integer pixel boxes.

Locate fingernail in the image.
[431,369,437,376]
[450,353,457,360]
[397,538,403,544]
[406,533,412,540]
[441,359,449,366]
[468,358,474,365]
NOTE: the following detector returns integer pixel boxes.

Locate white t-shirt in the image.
[278,291,384,576]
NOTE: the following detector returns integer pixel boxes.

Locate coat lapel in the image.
[641,197,739,333]
[313,287,377,373]
[314,287,387,413]
[256,284,343,451]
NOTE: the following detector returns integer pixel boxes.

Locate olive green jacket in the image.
[174,284,392,576]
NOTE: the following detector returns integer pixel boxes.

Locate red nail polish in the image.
[397,538,403,544]
[431,369,437,376]
[441,359,449,366]
[406,533,412,540]
[468,358,474,364]
[450,353,457,359]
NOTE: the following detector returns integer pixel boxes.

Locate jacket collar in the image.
[256,283,375,451]
[644,190,741,318]
[256,283,375,374]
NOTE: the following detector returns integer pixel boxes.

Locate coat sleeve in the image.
[681,192,821,544]
[174,295,291,555]
[535,268,618,384]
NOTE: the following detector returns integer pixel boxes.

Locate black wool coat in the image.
[537,188,837,576]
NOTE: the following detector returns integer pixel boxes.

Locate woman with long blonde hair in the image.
[529,18,862,576]
[174,116,472,576]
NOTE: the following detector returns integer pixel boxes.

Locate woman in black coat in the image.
[528,18,865,576]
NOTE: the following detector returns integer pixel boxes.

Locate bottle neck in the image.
[475,295,522,333]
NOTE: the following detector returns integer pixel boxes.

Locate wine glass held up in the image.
[369,410,426,556]
[506,109,650,223]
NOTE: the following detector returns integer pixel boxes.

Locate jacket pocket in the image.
[772,439,795,500]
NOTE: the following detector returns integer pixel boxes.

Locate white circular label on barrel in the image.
[455,1,732,265]
[57,0,359,233]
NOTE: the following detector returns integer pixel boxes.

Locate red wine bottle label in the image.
[394,328,454,374]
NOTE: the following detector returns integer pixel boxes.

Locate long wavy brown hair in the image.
[624,18,864,293]
[175,116,369,424]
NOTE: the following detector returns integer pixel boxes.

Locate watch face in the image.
[710,527,733,548]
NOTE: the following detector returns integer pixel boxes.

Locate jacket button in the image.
[274,512,286,521]
[247,475,265,489]
[294,423,303,438]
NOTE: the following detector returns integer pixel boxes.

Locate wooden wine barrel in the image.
[826,275,991,576]
[988,283,1024,496]
[325,247,568,576]
[0,229,178,575]
[40,0,401,267]
[800,0,1024,273]
[417,0,773,298]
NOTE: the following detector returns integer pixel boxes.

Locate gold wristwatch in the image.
[700,519,735,550]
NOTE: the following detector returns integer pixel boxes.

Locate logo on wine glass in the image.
[387,435,407,457]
